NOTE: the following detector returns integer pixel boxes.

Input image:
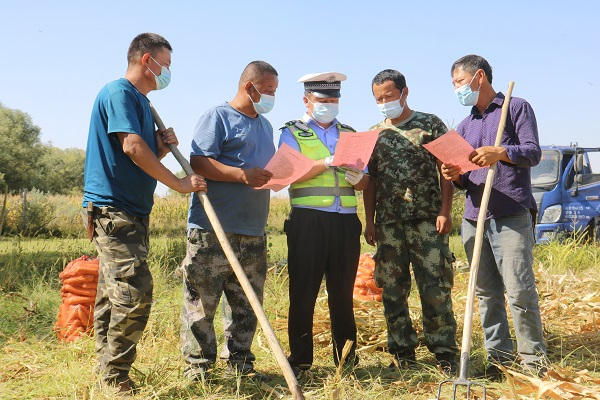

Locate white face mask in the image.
[308,99,339,124]
[249,83,275,114]
[455,73,480,106]
[377,93,404,119]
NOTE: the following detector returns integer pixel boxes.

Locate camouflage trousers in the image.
[374,219,458,356]
[180,228,267,373]
[85,206,153,383]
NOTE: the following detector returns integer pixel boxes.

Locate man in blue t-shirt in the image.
[82,33,205,394]
[180,61,277,382]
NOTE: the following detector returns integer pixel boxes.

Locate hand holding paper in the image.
[324,155,334,168]
[331,130,380,170]
[256,143,314,192]
[344,169,364,185]
[422,130,485,174]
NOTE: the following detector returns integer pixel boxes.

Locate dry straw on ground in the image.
[273,259,600,399]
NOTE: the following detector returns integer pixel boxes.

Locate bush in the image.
[0,192,194,239]
[3,189,55,237]
[1,191,84,238]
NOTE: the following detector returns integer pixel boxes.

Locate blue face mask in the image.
[455,73,480,106]
[309,99,339,124]
[148,56,171,90]
[377,93,404,119]
[249,83,275,114]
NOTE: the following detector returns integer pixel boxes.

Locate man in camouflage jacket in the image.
[363,69,458,373]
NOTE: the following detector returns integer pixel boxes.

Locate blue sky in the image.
[2,1,599,195]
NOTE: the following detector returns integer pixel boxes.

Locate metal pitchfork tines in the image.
[436,80,515,400]
[437,352,487,399]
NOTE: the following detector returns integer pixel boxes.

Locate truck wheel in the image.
[583,221,596,243]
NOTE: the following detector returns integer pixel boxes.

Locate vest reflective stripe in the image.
[288,122,357,208]
[289,187,356,199]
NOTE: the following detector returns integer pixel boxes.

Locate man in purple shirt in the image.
[441,54,548,380]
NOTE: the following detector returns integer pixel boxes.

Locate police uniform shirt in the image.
[279,113,356,214]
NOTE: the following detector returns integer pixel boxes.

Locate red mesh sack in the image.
[54,255,99,342]
[353,253,383,302]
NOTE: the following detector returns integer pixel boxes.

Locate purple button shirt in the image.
[458,92,541,221]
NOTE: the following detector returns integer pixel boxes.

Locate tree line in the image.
[0,102,85,195]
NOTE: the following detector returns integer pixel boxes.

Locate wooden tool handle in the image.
[458,82,515,381]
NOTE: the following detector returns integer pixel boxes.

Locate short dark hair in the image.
[372,69,406,94]
[451,54,493,84]
[127,33,172,64]
[240,61,278,86]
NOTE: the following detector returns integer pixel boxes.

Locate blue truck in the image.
[532,144,600,243]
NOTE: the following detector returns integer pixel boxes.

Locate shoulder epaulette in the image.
[338,123,356,132]
[280,120,310,132]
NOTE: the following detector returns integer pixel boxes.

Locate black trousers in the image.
[285,207,362,369]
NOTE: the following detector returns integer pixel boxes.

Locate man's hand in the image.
[323,155,334,168]
[436,214,452,235]
[344,169,364,186]
[176,174,207,194]
[364,222,377,246]
[240,168,273,187]
[470,146,508,167]
[156,127,179,159]
[441,163,462,182]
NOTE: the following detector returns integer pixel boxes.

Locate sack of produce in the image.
[353,253,383,302]
[54,255,99,342]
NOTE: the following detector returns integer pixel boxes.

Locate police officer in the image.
[279,72,369,377]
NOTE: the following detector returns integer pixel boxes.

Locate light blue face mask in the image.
[309,99,339,124]
[377,93,404,119]
[148,56,171,90]
[455,72,480,106]
[249,83,275,114]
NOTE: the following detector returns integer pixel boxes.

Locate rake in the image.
[437,81,515,400]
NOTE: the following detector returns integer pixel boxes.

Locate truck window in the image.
[565,154,600,188]
[531,150,560,187]
[577,156,600,186]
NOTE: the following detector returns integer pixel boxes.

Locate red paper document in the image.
[422,130,485,173]
[257,143,314,192]
[331,130,380,170]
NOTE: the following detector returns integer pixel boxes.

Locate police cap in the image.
[298,72,347,98]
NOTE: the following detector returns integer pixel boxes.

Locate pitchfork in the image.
[436,81,514,400]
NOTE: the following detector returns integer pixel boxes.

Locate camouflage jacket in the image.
[368,111,447,223]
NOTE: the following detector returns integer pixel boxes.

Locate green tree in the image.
[0,103,44,192]
[32,146,85,194]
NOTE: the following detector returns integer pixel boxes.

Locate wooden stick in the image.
[151,105,305,400]
[458,82,515,380]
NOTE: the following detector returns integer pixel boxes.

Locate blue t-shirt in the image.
[82,78,158,217]
[188,102,275,236]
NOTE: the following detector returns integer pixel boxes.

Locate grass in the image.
[1,199,599,398]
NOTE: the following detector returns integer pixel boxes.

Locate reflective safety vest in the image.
[283,120,357,208]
